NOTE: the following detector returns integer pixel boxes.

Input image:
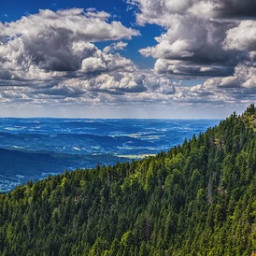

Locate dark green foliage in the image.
[1,105,256,255]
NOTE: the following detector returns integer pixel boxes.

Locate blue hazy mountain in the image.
[0,118,219,192]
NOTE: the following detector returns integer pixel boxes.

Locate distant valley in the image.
[0,118,219,192]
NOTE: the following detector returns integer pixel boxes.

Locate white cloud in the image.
[127,0,256,108]
[103,42,128,53]
[81,49,133,74]
[202,59,256,89]
[139,14,236,76]
[0,9,139,74]
[2,9,138,42]
[0,9,180,107]
[129,0,256,25]
[224,20,256,51]
[0,4,255,114]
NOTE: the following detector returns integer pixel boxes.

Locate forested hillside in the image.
[1,105,256,255]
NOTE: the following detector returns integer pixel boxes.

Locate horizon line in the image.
[0,116,222,120]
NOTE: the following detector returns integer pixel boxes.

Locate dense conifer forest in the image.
[1,105,256,255]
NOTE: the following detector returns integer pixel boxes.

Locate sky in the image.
[0,0,255,118]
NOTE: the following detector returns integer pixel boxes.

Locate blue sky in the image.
[0,0,255,118]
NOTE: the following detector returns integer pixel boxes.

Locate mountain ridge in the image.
[1,105,256,255]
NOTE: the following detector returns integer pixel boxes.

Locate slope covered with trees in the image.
[1,105,256,255]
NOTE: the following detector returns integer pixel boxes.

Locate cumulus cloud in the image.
[0,9,139,73]
[0,9,142,99]
[103,42,128,53]
[202,58,256,89]
[133,0,255,77]
[0,8,180,107]
[0,70,178,106]
[224,20,256,51]
[126,0,256,107]
[130,0,256,25]
[80,48,133,74]
[2,9,138,41]
[139,15,238,77]
[0,4,255,113]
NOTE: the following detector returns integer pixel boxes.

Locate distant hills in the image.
[0,118,218,192]
[1,105,256,255]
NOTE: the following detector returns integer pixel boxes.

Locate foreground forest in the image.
[1,105,256,255]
